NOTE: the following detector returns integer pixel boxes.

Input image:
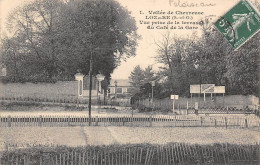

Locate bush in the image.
[136,104,153,113]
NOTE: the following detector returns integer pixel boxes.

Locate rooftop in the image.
[109,79,131,87]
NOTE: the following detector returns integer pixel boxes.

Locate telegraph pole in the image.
[88,7,95,126]
[88,50,93,126]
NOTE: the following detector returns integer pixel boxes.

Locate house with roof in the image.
[108,79,133,99]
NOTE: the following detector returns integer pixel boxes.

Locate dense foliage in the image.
[129,28,259,99]
[0,0,138,82]
[152,29,259,98]
[152,2,260,98]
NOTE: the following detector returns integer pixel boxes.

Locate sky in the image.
[0,0,244,79]
[113,0,239,79]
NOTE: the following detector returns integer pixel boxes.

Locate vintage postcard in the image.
[0,0,259,164]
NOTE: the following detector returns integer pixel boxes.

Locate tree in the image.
[225,33,260,96]
[2,0,64,82]
[1,0,138,82]
[223,1,260,96]
[155,32,174,92]
[155,32,198,96]
[195,22,259,96]
[155,25,259,97]
[129,65,156,96]
[129,65,145,95]
[57,0,139,79]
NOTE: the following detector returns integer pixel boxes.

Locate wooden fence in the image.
[1,115,259,128]
[190,106,256,114]
[174,107,256,115]
[0,143,259,165]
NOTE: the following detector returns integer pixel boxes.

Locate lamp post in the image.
[194,62,201,113]
[88,51,93,126]
[96,74,105,112]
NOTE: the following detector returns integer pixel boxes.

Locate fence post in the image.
[149,115,152,127]
[68,116,71,126]
[8,115,11,127]
[245,119,248,128]
[39,115,42,127]
[95,116,98,126]
[225,117,228,129]
[226,106,229,114]
[123,117,125,126]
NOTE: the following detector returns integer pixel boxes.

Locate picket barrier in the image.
[1,114,259,128]
[0,143,259,165]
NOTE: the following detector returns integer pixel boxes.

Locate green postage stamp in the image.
[214,0,260,50]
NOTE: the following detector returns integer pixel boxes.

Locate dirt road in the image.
[1,126,259,151]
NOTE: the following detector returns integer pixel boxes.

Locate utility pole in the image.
[88,50,93,126]
[88,7,95,126]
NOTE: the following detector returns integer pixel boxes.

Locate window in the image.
[116,88,122,94]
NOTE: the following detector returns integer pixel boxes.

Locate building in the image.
[108,79,133,99]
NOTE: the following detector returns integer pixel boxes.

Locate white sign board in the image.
[214,86,225,93]
[201,84,215,93]
[171,95,179,100]
[190,85,200,93]
[151,81,155,86]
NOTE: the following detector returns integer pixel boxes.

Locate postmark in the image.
[214,0,260,50]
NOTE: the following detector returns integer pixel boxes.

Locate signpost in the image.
[214,86,225,93]
[171,95,179,114]
[190,85,201,94]
[201,84,215,101]
[201,84,215,93]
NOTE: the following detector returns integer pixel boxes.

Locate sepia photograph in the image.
[0,0,259,164]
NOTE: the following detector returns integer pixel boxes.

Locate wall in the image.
[187,94,259,108]
[142,95,259,110]
[0,81,78,99]
[82,89,98,98]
